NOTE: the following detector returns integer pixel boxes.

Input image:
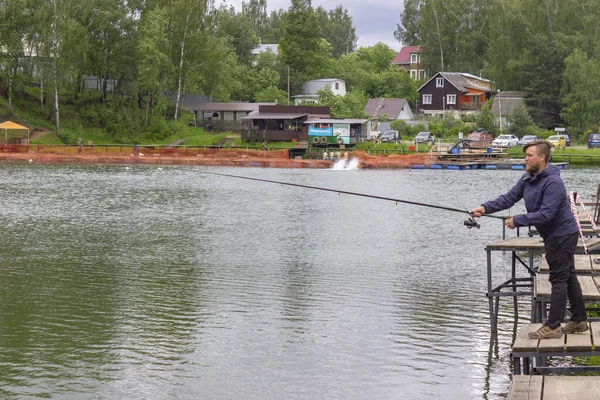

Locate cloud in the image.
[219,0,403,50]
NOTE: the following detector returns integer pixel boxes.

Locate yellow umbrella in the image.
[0,121,30,145]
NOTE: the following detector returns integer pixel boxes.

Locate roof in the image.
[242,113,307,120]
[291,94,319,99]
[193,102,271,112]
[491,92,527,115]
[392,46,421,65]
[306,78,343,83]
[0,121,28,130]
[251,44,279,55]
[418,72,491,92]
[304,119,369,124]
[363,98,408,118]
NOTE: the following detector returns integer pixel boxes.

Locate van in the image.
[588,133,600,149]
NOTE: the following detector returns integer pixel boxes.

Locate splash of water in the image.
[331,157,360,170]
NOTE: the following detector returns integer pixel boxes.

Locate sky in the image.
[219,0,404,51]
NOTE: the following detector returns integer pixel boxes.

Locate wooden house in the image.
[418,72,491,116]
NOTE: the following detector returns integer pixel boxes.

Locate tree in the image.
[476,99,496,133]
[317,88,368,118]
[394,0,422,46]
[561,49,600,137]
[315,6,357,57]
[242,0,269,39]
[507,103,534,137]
[137,8,171,124]
[213,5,259,65]
[170,0,212,120]
[279,0,330,93]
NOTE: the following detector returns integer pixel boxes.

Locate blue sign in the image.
[308,126,333,136]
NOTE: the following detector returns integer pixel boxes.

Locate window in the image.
[419,70,426,80]
[411,53,418,63]
[436,78,444,88]
[410,70,418,80]
[422,94,432,104]
[447,94,456,104]
[335,82,339,90]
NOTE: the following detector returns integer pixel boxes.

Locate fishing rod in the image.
[201,171,507,229]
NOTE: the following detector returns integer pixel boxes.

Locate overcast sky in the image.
[218,0,403,51]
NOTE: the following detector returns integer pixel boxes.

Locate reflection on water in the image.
[0,164,598,399]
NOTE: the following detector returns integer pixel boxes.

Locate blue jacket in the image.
[482,164,578,240]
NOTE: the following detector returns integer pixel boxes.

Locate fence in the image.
[0,144,290,159]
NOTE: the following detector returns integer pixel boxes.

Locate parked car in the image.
[588,133,600,148]
[547,135,566,149]
[464,130,493,148]
[381,130,400,142]
[517,135,540,146]
[557,134,571,146]
[492,134,519,148]
[554,128,571,146]
[414,131,435,144]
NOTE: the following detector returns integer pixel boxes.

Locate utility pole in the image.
[498,89,503,133]
[287,65,290,105]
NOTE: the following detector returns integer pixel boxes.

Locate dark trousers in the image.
[545,232,587,328]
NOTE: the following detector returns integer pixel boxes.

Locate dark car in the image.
[414,131,435,144]
[464,130,493,148]
[517,135,540,146]
[381,130,400,142]
[589,133,600,148]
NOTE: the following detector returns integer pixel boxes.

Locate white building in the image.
[292,78,346,104]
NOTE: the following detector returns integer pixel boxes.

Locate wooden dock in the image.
[509,375,600,399]
[487,196,600,399]
[512,322,600,374]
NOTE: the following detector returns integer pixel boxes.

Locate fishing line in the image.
[200,170,507,228]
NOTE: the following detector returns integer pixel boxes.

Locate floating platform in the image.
[409,159,569,170]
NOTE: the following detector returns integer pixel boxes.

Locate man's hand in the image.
[505,217,515,229]
[471,206,485,218]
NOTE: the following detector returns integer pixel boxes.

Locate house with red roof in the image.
[392,46,426,80]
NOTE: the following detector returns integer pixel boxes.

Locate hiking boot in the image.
[562,321,589,335]
[528,324,563,339]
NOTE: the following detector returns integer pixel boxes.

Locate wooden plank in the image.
[543,376,600,400]
[579,275,600,300]
[575,254,593,272]
[529,375,543,400]
[593,256,600,273]
[535,274,551,298]
[537,333,564,353]
[538,256,549,272]
[540,254,592,273]
[508,375,542,400]
[565,325,592,352]
[591,322,600,350]
[584,237,600,252]
[512,324,543,352]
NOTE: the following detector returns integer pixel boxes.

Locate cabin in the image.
[192,102,274,132]
[242,105,330,142]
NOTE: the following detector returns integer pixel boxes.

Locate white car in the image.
[492,134,519,148]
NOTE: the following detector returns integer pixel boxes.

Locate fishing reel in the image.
[464,213,481,229]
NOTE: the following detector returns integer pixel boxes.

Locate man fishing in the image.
[472,140,588,339]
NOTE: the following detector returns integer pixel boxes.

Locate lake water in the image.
[0,164,598,399]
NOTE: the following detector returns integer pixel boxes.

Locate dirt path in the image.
[29,127,52,140]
